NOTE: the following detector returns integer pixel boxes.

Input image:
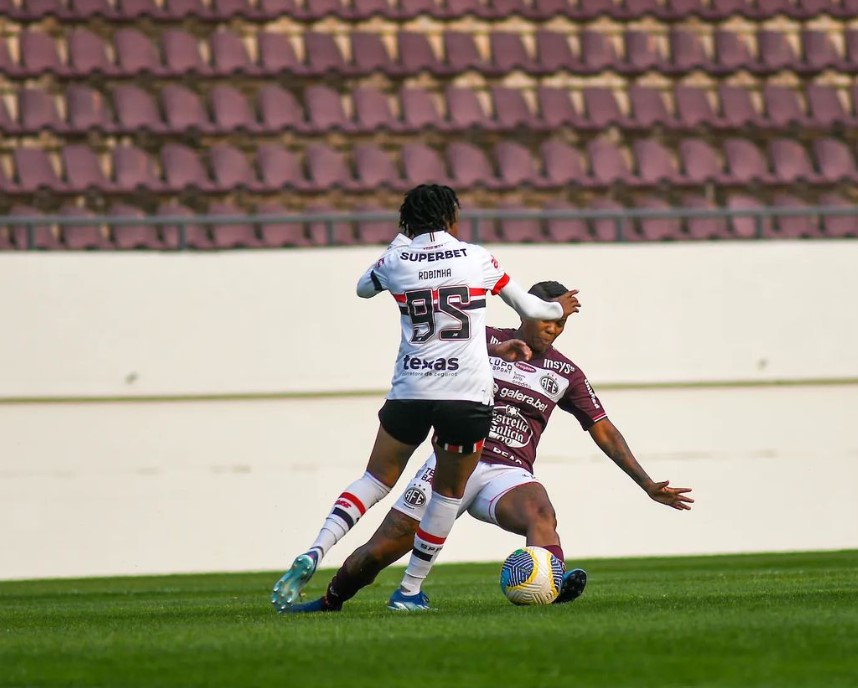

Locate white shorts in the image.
[392,453,539,526]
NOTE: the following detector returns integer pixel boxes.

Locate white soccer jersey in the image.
[357,230,562,404]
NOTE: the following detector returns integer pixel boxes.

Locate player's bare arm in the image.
[488,339,532,362]
[588,418,694,511]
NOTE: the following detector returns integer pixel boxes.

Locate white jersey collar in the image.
[409,230,455,246]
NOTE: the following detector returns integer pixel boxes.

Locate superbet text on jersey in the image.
[483,327,607,474]
[361,232,510,404]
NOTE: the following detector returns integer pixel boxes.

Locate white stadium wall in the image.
[1,241,857,580]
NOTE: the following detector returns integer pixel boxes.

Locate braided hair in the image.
[398,184,461,237]
[528,281,568,301]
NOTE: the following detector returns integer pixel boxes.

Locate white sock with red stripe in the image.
[399,492,462,595]
[309,471,390,560]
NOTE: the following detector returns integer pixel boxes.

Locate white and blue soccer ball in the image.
[499,546,565,605]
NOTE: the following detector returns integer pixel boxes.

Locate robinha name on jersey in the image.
[418,269,453,280]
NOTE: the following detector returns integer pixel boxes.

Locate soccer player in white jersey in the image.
[272,185,581,612]
[282,281,694,614]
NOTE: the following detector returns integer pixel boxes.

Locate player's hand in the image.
[489,339,532,362]
[552,290,581,318]
[645,480,694,511]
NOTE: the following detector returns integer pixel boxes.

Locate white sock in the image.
[399,492,461,595]
[308,471,391,561]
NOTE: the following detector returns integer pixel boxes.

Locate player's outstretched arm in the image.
[588,419,694,511]
[488,339,532,362]
[498,279,580,320]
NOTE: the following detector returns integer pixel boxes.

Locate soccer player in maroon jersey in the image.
[285,280,694,612]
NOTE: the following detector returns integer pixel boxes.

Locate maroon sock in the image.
[542,544,565,566]
[323,564,377,610]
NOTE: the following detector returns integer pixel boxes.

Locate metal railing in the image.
[2,203,857,250]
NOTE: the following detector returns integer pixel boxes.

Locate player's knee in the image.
[529,502,557,531]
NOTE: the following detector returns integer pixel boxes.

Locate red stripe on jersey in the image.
[469,288,487,297]
[392,293,407,303]
[416,528,446,545]
[341,492,367,515]
[491,273,511,295]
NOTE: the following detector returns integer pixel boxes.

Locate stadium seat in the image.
[162,29,210,76]
[762,85,807,128]
[579,29,620,73]
[726,194,771,239]
[211,30,257,76]
[447,142,501,190]
[756,30,800,74]
[534,30,578,73]
[18,88,65,134]
[818,193,858,238]
[718,84,763,129]
[210,85,261,133]
[446,86,493,131]
[496,203,543,243]
[303,33,347,75]
[255,144,308,192]
[160,144,214,192]
[635,197,683,241]
[542,201,591,243]
[350,32,395,75]
[19,30,66,77]
[491,87,540,130]
[678,138,726,184]
[110,203,166,250]
[801,30,843,72]
[113,86,167,136]
[582,88,628,129]
[353,144,405,191]
[536,86,580,128]
[495,141,544,188]
[806,84,854,128]
[489,32,536,74]
[682,195,731,241]
[400,87,448,131]
[255,202,312,248]
[62,144,111,193]
[112,145,163,193]
[68,28,117,76]
[401,143,451,186]
[209,144,261,192]
[623,30,665,74]
[668,29,709,73]
[305,205,358,246]
[587,139,635,186]
[305,85,355,133]
[8,206,63,250]
[13,148,64,194]
[209,202,264,249]
[67,85,113,134]
[539,140,588,187]
[813,138,858,183]
[714,30,754,73]
[114,28,163,75]
[353,87,403,132]
[396,32,444,75]
[723,138,772,184]
[60,205,113,250]
[633,139,683,185]
[675,85,720,129]
[628,86,674,128]
[257,85,307,133]
[158,203,214,249]
[771,194,821,238]
[769,139,821,184]
[162,85,214,134]
[305,144,359,191]
[258,32,304,75]
[443,32,485,72]
[353,205,398,245]
[588,199,632,242]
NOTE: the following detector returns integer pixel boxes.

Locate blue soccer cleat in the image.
[283,596,340,614]
[387,588,431,611]
[554,568,588,604]
[272,550,319,613]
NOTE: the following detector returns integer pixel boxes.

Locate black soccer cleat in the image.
[554,568,588,604]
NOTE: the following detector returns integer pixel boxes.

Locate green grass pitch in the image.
[1,550,856,688]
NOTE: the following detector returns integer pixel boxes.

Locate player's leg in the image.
[273,402,429,611]
[288,509,419,613]
[492,482,587,604]
[389,400,492,611]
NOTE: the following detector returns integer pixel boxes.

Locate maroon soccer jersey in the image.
[482,327,607,473]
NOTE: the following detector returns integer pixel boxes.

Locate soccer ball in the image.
[499,546,565,605]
